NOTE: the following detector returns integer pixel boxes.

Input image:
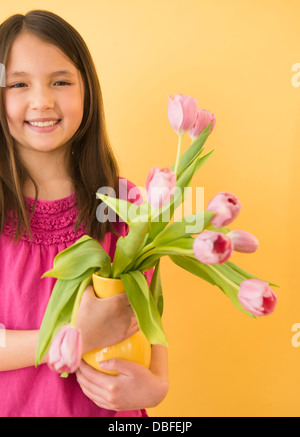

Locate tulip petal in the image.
[180,96,198,132]
[188,109,216,140]
[193,231,233,264]
[207,192,241,228]
[146,166,176,209]
[48,325,82,374]
[168,95,183,134]
[238,279,277,316]
[227,230,259,253]
[168,94,198,135]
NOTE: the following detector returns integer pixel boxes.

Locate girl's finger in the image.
[77,359,115,384]
[77,376,112,410]
[99,358,140,376]
[76,367,110,398]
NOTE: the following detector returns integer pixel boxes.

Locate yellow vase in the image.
[82,273,151,375]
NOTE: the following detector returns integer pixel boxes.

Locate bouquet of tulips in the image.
[35,94,278,374]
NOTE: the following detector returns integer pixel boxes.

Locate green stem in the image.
[174,134,183,176]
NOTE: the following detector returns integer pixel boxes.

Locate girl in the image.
[0,10,168,417]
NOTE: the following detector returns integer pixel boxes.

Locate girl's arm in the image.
[0,286,139,372]
[0,330,47,371]
[75,344,169,411]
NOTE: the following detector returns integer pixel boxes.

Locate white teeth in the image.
[28,120,59,127]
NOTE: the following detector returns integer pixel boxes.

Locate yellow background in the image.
[1,0,299,417]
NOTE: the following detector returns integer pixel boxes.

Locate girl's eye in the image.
[7,81,72,89]
[9,83,27,88]
[54,81,71,86]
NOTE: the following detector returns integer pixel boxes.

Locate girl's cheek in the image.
[5,98,24,122]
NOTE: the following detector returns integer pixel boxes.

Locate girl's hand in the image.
[76,357,169,411]
[75,286,139,353]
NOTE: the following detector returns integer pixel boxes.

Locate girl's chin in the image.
[17,140,68,154]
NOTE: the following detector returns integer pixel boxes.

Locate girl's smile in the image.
[3,31,84,154]
[25,118,62,133]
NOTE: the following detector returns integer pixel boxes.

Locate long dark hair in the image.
[0,10,119,242]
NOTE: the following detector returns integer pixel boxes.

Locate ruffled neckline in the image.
[4,192,87,245]
[25,193,77,214]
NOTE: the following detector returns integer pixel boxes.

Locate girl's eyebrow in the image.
[7,70,76,78]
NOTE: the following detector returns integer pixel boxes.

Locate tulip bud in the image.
[193,230,233,264]
[206,192,242,228]
[188,109,216,140]
[48,325,82,374]
[168,94,198,135]
[227,230,259,253]
[146,166,176,209]
[238,279,277,316]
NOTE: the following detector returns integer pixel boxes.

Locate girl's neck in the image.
[23,178,74,201]
[19,144,75,201]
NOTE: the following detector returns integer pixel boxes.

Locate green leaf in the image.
[112,220,150,278]
[50,235,92,265]
[35,270,94,365]
[96,193,150,225]
[147,149,215,243]
[205,224,230,234]
[152,211,214,246]
[169,255,216,285]
[120,271,168,346]
[42,235,111,279]
[152,237,194,256]
[191,148,215,175]
[131,237,194,272]
[131,253,162,273]
[150,260,163,316]
[169,255,255,318]
[226,261,280,288]
[171,123,213,177]
[204,263,255,317]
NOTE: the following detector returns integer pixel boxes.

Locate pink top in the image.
[0,179,148,417]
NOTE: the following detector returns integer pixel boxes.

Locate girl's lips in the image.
[24,119,62,133]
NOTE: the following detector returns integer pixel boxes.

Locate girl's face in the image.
[3,32,84,155]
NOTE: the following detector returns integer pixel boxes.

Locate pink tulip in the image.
[146,166,176,209]
[168,94,198,135]
[227,230,259,253]
[238,279,277,316]
[193,230,233,264]
[48,325,82,374]
[188,109,216,140]
[206,192,242,228]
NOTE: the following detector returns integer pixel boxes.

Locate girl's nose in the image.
[29,85,55,110]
